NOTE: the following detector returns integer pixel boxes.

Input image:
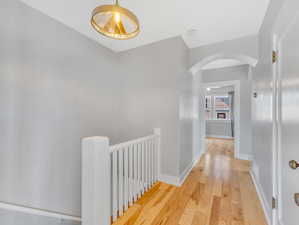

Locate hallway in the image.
[113,138,267,225]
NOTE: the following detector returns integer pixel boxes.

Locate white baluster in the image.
[154,128,161,182]
[154,137,157,182]
[151,138,154,186]
[148,139,152,188]
[152,138,155,184]
[141,142,145,194]
[139,143,143,196]
[118,149,124,216]
[112,151,118,221]
[124,147,129,211]
[129,145,133,206]
[137,143,141,198]
[133,143,138,201]
[145,140,149,191]
[152,138,155,185]
[148,140,151,189]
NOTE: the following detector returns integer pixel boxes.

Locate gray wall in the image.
[251,0,286,216]
[0,0,278,221]
[178,70,194,175]
[202,65,252,157]
[0,1,191,219]
[118,37,190,177]
[0,0,121,217]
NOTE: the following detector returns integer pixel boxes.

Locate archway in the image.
[190,53,258,161]
[190,53,258,75]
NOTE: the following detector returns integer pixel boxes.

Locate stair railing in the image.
[82,128,161,225]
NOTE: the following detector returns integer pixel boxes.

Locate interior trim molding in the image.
[250,167,271,225]
[159,155,201,187]
[206,135,233,139]
[178,156,201,186]
[158,174,180,186]
[237,154,253,161]
[0,201,81,222]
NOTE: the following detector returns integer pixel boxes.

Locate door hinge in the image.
[272,51,277,63]
[272,197,277,209]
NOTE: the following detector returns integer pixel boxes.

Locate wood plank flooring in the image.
[112,138,268,225]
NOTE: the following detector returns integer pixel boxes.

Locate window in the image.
[205,95,231,120]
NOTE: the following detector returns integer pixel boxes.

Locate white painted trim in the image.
[158,174,180,186]
[206,119,232,123]
[159,154,201,187]
[252,160,260,181]
[250,168,271,225]
[206,135,233,139]
[178,156,201,186]
[82,137,110,225]
[154,128,161,181]
[237,154,253,161]
[0,202,81,222]
[272,35,281,225]
[272,2,299,224]
[189,53,258,75]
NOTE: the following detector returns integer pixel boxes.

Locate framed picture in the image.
[217,112,226,119]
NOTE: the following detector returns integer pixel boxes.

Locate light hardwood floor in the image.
[112,138,268,225]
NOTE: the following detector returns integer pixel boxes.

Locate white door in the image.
[276,1,299,225]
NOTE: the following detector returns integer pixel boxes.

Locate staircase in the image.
[82,128,161,225]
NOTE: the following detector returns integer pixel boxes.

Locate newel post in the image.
[153,128,161,180]
[82,137,110,225]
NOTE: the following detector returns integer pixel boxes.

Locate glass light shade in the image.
[91,4,140,40]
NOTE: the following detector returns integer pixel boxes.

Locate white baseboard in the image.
[206,135,233,139]
[158,174,180,186]
[0,201,81,222]
[178,156,201,186]
[250,167,271,225]
[237,153,253,161]
[159,155,201,187]
[252,161,260,180]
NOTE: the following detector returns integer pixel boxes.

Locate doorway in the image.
[202,80,241,157]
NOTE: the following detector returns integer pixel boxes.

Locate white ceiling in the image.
[21,0,270,52]
[202,59,247,70]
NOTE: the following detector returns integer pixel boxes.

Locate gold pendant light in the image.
[91,0,140,40]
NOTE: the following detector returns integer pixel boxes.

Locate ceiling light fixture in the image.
[91,0,140,40]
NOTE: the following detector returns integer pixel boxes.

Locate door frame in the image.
[202,80,241,158]
[272,33,280,225]
[272,2,299,225]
